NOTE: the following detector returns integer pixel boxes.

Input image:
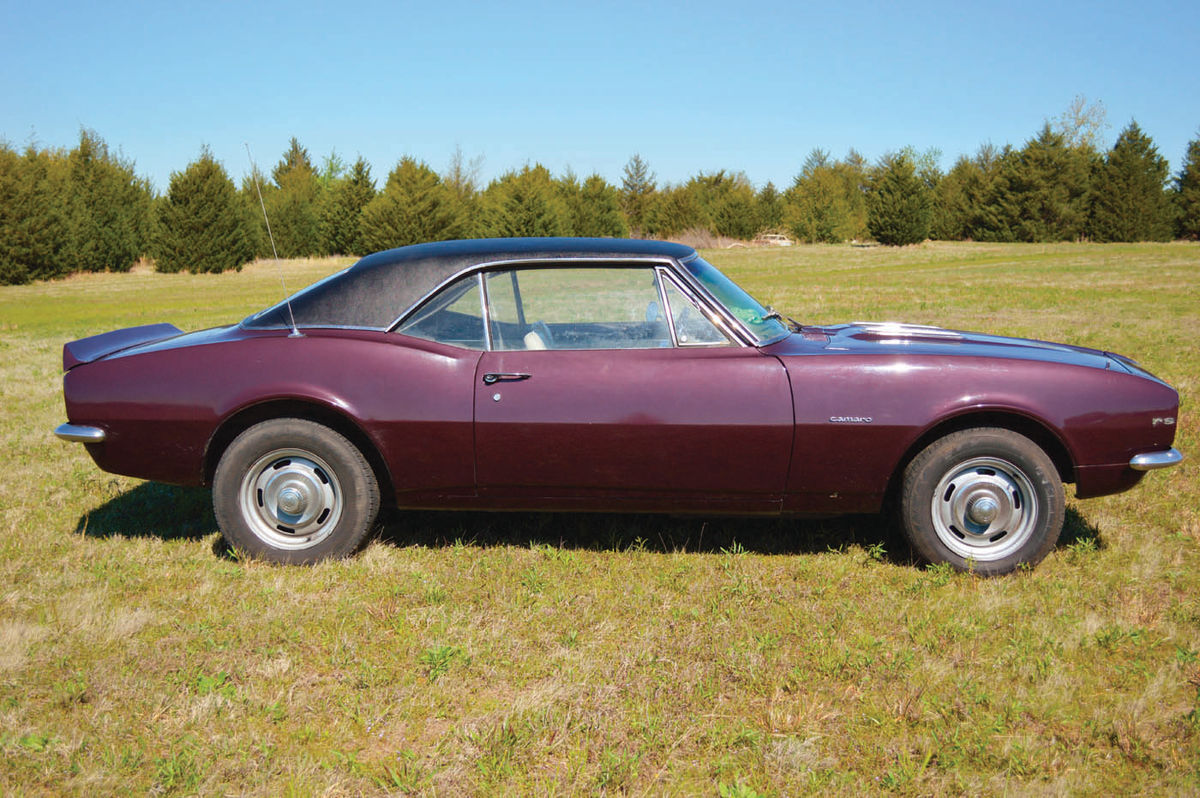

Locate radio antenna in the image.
[245,143,301,338]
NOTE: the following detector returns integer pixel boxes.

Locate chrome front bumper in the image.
[1129,448,1183,471]
[54,424,106,443]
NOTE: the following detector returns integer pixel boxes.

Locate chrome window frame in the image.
[391,270,490,348]
[388,256,755,351]
[674,252,786,347]
[476,272,493,351]
[655,268,736,347]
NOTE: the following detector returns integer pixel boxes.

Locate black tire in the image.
[899,427,1064,575]
[213,418,380,564]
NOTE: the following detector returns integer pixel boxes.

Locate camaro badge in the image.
[830,416,873,423]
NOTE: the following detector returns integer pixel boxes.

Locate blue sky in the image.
[2,0,1196,194]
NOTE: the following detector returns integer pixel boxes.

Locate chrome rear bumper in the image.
[54,424,106,443]
[1129,448,1183,471]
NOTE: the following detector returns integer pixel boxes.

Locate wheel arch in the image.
[884,410,1076,508]
[204,399,396,507]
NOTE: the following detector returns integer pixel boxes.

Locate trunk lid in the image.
[62,323,184,371]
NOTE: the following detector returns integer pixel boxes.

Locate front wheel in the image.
[213,418,380,564]
[899,428,1064,575]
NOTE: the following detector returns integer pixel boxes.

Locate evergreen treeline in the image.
[2,118,1199,284]
[0,130,152,284]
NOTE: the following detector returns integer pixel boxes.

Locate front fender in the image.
[779,354,1176,512]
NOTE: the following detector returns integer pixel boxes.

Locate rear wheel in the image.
[213,418,380,564]
[900,428,1064,575]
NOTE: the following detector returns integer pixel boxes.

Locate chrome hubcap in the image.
[931,456,1038,561]
[238,448,343,550]
[277,486,305,515]
[967,496,999,525]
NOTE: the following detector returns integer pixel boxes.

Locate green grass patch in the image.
[0,242,1197,794]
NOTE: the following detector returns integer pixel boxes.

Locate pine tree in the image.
[785,151,869,243]
[319,156,376,255]
[479,164,568,238]
[867,153,931,246]
[358,157,467,251]
[66,129,153,272]
[239,167,272,257]
[620,154,656,236]
[581,174,627,237]
[678,170,758,239]
[272,137,314,184]
[154,148,256,273]
[968,144,1018,241]
[1174,134,1200,240]
[707,175,759,239]
[786,166,851,243]
[441,147,484,239]
[933,146,1016,241]
[786,151,855,243]
[930,155,975,240]
[557,170,584,235]
[1090,121,1174,242]
[648,184,707,237]
[756,182,783,231]
[0,145,25,283]
[984,125,1094,242]
[265,138,322,257]
[561,172,626,237]
[836,151,871,240]
[0,146,71,284]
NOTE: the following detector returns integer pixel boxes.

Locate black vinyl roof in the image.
[243,237,697,331]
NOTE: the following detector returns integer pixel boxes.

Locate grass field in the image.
[1,242,1197,795]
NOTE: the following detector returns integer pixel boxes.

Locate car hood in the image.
[766,321,1127,372]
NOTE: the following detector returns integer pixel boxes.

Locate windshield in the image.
[682,257,789,343]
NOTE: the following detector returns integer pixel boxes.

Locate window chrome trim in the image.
[670,258,758,346]
[476,272,494,351]
[239,322,387,333]
[653,269,678,347]
[656,269,737,347]
[388,255,683,332]
[673,253,782,346]
[385,254,770,350]
[756,329,793,347]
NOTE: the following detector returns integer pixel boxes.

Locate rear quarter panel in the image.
[63,330,480,496]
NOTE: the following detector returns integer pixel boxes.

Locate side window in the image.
[661,276,732,346]
[489,267,672,350]
[394,275,485,349]
[484,271,524,351]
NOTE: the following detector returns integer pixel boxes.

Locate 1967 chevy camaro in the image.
[55,238,1182,573]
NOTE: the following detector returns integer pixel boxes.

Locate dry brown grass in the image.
[661,227,746,250]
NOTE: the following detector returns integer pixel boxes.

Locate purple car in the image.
[55,238,1182,573]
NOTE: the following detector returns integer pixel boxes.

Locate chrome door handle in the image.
[482,372,531,385]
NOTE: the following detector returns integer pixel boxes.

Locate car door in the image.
[473,264,794,513]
